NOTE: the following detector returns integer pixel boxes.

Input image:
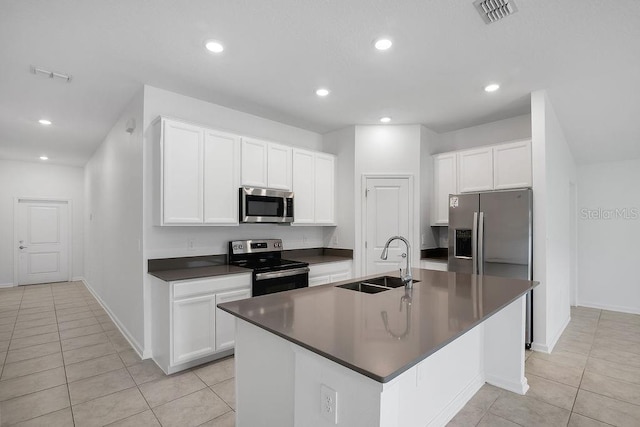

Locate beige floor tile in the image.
[152,388,230,427]
[580,371,640,406]
[0,331,11,341]
[72,387,149,427]
[54,301,87,311]
[139,371,207,408]
[55,306,93,317]
[0,340,9,352]
[525,357,584,387]
[0,366,66,401]
[553,335,593,355]
[446,404,485,426]
[11,323,58,339]
[477,412,520,426]
[0,315,17,326]
[12,407,74,427]
[197,410,235,427]
[68,367,135,405]
[574,389,640,427]
[5,341,61,364]
[13,317,56,331]
[58,316,98,331]
[63,341,116,365]
[600,310,640,326]
[118,349,142,367]
[0,321,15,332]
[106,409,160,426]
[16,310,55,323]
[571,306,601,319]
[193,357,235,386]
[0,351,6,365]
[525,373,578,410]
[107,331,133,353]
[127,359,166,385]
[586,356,640,385]
[66,353,125,383]
[595,325,640,344]
[0,384,69,425]
[61,331,110,351]
[56,310,95,324]
[59,323,104,340]
[211,378,235,410]
[9,331,60,351]
[529,349,588,368]
[589,346,640,368]
[101,321,117,332]
[593,335,640,356]
[568,412,614,426]
[1,352,64,380]
[490,393,571,426]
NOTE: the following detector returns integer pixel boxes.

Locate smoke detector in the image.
[474,0,518,24]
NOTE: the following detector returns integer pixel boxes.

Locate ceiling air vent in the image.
[474,0,518,24]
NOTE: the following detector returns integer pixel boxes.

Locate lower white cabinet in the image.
[308,260,353,287]
[151,272,251,374]
[419,260,448,271]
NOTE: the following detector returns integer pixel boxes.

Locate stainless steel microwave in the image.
[239,187,294,223]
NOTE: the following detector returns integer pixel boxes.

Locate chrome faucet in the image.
[380,235,413,288]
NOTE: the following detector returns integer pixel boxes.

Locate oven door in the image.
[240,187,294,223]
[253,267,309,296]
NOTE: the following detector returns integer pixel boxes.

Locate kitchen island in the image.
[218,268,537,427]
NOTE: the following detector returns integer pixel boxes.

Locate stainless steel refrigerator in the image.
[448,188,533,347]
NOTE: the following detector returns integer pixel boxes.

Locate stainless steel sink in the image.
[336,276,420,294]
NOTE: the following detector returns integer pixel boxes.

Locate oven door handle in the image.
[255,267,310,281]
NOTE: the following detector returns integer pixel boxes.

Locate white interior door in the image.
[16,199,70,285]
[364,177,411,276]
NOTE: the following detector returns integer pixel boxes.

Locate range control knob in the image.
[239,244,243,249]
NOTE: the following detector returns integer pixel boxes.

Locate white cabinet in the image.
[155,117,240,226]
[432,153,457,226]
[308,260,352,287]
[241,138,292,190]
[215,288,252,351]
[493,140,532,190]
[150,272,251,374]
[419,260,448,271]
[457,147,494,193]
[292,149,336,225]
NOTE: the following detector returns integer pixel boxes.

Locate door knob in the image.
[19,245,27,249]
[399,253,407,258]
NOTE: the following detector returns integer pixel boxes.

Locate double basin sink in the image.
[336,276,420,294]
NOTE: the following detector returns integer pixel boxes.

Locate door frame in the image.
[13,197,73,287]
[360,174,415,277]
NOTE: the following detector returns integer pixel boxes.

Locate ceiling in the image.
[1,0,639,166]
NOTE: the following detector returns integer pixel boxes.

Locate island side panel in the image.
[483,295,528,394]
[235,319,296,427]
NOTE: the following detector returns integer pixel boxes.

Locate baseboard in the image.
[71,276,85,282]
[531,315,570,354]
[0,282,15,288]
[428,374,485,427]
[577,301,640,316]
[486,373,529,395]
[80,278,146,359]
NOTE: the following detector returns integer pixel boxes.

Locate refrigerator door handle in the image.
[472,212,478,274]
[478,212,485,275]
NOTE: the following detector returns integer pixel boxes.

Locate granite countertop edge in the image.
[148,265,251,282]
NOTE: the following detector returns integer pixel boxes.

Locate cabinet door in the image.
[330,271,351,283]
[432,153,457,225]
[314,153,336,224]
[241,138,268,188]
[309,275,331,287]
[458,147,494,193]
[493,140,532,190]
[267,143,293,190]
[204,130,240,224]
[163,120,203,224]
[215,288,251,351]
[292,149,315,224]
[172,294,216,365]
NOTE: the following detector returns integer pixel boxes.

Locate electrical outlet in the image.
[187,239,194,251]
[320,384,338,424]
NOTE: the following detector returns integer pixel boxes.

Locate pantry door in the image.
[363,177,412,276]
[15,199,70,285]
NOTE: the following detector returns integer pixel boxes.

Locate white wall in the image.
[434,114,531,154]
[577,159,640,314]
[84,89,145,354]
[323,126,356,250]
[420,125,439,250]
[353,125,422,276]
[531,90,577,352]
[0,160,84,286]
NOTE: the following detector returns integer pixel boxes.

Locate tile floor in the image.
[2,283,639,426]
[0,281,235,426]
[449,306,640,427]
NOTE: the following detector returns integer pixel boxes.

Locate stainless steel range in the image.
[228,239,309,296]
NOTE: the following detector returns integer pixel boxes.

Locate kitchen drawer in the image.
[173,273,251,299]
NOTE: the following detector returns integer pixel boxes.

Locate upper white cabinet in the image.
[432,153,457,226]
[241,138,292,190]
[493,140,532,190]
[457,147,494,193]
[292,149,336,225]
[155,117,240,226]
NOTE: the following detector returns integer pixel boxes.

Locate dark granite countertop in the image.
[218,268,537,383]
[148,265,251,281]
[283,248,353,265]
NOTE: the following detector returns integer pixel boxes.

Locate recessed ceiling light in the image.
[38,119,52,125]
[205,40,224,53]
[39,156,48,160]
[374,38,393,51]
[380,117,391,123]
[315,88,330,97]
[484,83,500,92]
